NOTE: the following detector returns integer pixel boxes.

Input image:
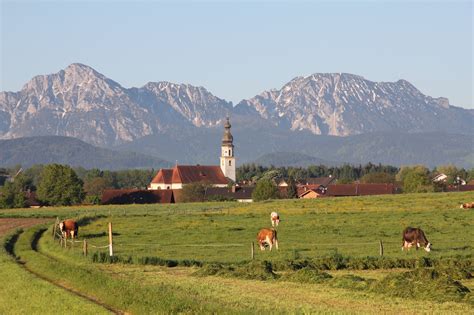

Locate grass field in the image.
[1,191,473,313]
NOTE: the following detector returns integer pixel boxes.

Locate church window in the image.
[229,160,232,166]
[229,149,232,156]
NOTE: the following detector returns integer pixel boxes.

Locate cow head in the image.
[59,221,64,232]
[424,242,431,252]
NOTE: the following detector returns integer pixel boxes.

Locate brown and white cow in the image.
[257,228,278,251]
[460,202,474,209]
[402,227,431,252]
[59,219,78,240]
[270,212,280,227]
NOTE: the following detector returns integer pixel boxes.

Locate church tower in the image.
[220,117,236,182]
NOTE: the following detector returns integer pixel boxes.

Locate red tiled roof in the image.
[172,165,228,185]
[101,189,174,205]
[297,177,336,187]
[150,169,173,184]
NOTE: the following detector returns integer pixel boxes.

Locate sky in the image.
[1,1,472,108]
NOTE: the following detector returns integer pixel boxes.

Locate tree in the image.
[252,179,278,201]
[37,164,85,206]
[397,165,433,193]
[181,182,209,203]
[359,172,395,184]
[286,177,298,199]
[0,174,31,209]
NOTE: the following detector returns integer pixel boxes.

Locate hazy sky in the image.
[1,1,472,108]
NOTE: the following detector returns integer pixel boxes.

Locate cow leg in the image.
[274,238,279,250]
[259,241,265,251]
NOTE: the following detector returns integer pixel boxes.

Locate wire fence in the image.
[52,218,471,260]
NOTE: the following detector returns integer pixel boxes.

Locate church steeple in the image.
[220,117,236,181]
[222,117,233,145]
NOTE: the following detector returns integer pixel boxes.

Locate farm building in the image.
[101,189,174,205]
[299,183,399,198]
[148,117,235,190]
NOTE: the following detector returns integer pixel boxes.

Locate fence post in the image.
[83,239,88,256]
[52,217,59,239]
[108,222,114,257]
[251,242,255,260]
[379,240,384,256]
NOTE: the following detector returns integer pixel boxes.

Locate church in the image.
[148,117,236,190]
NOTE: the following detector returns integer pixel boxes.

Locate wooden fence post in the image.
[251,242,255,260]
[108,222,114,257]
[52,217,59,239]
[379,240,384,256]
[83,239,88,256]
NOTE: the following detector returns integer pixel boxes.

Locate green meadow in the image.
[1,191,473,313]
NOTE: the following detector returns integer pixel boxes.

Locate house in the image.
[297,176,336,187]
[148,117,235,190]
[432,173,448,183]
[298,183,398,198]
[299,187,327,199]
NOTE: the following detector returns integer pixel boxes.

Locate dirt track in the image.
[0,218,51,237]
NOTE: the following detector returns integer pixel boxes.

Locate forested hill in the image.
[0,136,170,170]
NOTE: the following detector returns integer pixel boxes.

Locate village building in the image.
[148,117,236,190]
[298,183,399,199]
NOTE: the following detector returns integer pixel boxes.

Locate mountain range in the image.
[1,63,473,169]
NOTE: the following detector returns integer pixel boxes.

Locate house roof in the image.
[325,184,397,197]
[298,177,336,187]
[101,189,174,205]
[297,184,326,197]
[172,165,229,185]
[299,189,325,198]
[150,169,174,184]
[205,186,254,200]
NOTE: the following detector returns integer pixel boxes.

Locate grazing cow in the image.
[402,227,431,252]
[257,228,278,251]
[271,211,280,227]
[59,219,78,240]
[460,202,474,209]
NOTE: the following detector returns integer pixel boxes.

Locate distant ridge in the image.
[0,136,171,170]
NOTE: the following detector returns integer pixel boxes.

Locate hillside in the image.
[0,136,170,170]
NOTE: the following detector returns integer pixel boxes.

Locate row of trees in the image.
[237,163,400,183]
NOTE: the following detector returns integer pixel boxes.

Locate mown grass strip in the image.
[13,225,252,314]
[0,229,110,315]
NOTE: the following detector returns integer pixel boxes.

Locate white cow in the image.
[271,211,280,227]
